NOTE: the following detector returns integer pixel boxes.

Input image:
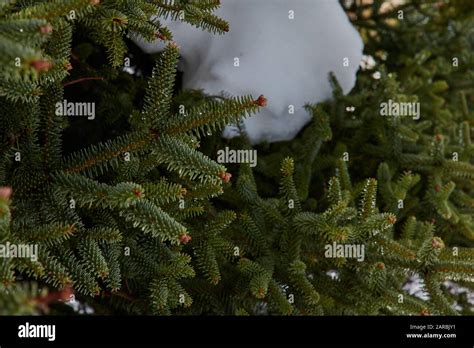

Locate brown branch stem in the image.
[63,77,104,87]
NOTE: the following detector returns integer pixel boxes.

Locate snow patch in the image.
[134,0,364,144]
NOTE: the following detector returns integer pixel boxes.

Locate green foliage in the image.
[0,0,261,315]
[0,0,473,316]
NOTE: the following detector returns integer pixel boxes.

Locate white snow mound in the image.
[135,0,364,144]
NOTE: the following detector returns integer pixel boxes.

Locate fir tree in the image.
[0,0,264,314]
[0,0,473,316]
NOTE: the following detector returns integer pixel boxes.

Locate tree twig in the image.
[63,77,104,87]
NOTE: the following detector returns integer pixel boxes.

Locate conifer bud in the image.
[30,59,52,72]
[132,188,142,198]
[387,214,396,225]
[376,262,385,270]
[179,233,192,244]
[420,308,430,316]
[90,0,100,5]
[64,62,73,71]
[431,237,444,249]
[219,171,232,183]
[40,24,53,34]
[0,187,12,200]
[155,32,166,41]
[254,95,267,107]
[169,42,180,50]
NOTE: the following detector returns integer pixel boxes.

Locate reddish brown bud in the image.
[30,59,53,72]
[254,95,267,107]
[133,188,142,198]
[155,32,166,41]
[155,30,172,41]
[169,42,180,50]
[376,262,385,270]
[0,187,12,200]
[434,184,441,192]
[179,233,192,245]
[420,308,430,316]
[435,134,443,141]
[40,24,53,34]
[90,0,100,5]
[431,237,444,249]
[64,62,73,71]
[387,214,397,225]
[219,171,232,183]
